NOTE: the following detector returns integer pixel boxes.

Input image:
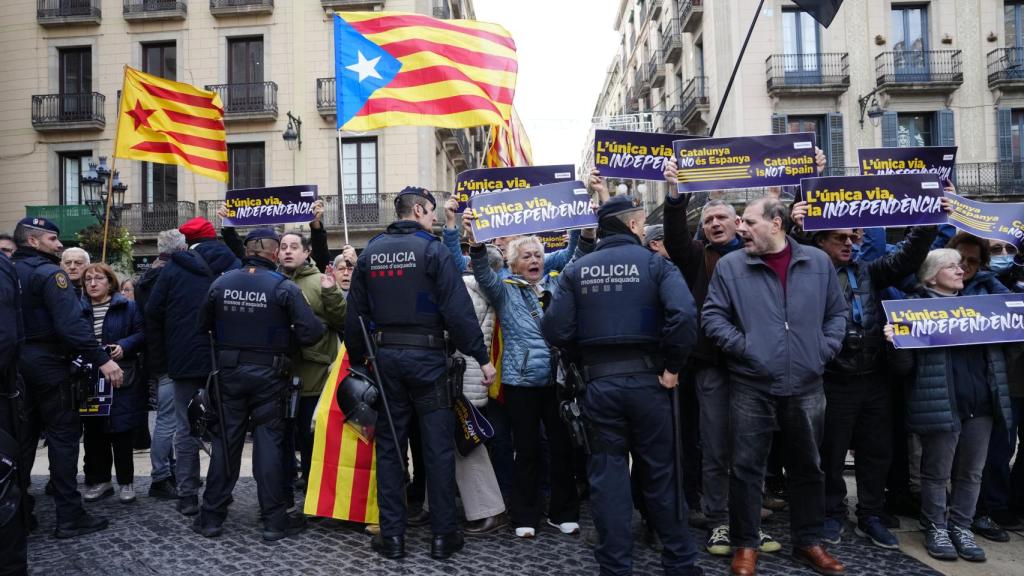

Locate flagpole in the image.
[337,129,350,245]
[707,0,766,137]
[102,65,129,263]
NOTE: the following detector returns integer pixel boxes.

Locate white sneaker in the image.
[118,484,136,504]
[546,520,580,535]
[515,526,536,538]
[83,482,113,502]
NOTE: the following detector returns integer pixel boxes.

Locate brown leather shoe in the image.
[731,547,758,576]
[793,545,845,576]
[463,512,508,536]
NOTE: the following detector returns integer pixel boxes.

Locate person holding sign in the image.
[883,249,1012,563]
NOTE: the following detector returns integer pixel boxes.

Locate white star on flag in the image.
[346,51,383,83]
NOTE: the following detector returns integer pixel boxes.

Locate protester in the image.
[79,263,146,505]
[119,278,135,301]
[0,233,16,258]
[884,248,1012,562]
[60,246,90,297]
[702,196,848,576]
[332,244,357,294]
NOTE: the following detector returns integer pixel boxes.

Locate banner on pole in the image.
[858,146,957,183]
[883,294,1024,348]
[593,129,697,181]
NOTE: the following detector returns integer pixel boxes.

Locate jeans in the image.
[730,386,826,548]
[695,365,730,528]
[172,377,205,498]
[149,374,176,483]
[919,416,993,528]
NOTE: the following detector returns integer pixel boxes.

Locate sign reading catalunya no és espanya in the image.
[592,129,698,181]
[453,165,574,212]
[468,180,596,243]
[800,174,946,231]
[883,294,1024,349]
[944,192,1024,253]
[222,185,319,227]
[859,146,957,182]
[672,132,817,193]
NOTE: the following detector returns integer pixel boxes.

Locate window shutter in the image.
[827,112,845,176]
[936,109,955,147]
[997,108,1013,162]
[771,113,788,134]
[881,111,899,147]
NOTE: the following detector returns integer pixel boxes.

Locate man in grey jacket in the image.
[701,197,848,576]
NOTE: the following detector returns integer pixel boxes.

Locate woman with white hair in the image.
[885,248,1012,563]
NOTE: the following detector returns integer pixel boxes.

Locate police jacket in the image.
[471,245,552,388]
[345,220,489,367]
[702,237,848,396]
[200,255,326,355]
[0,255,22,375]
[12,247,109,366]
[827,225,937,376]
[82,293,147,434]
[542,233,698,375]
[144,240,240,380]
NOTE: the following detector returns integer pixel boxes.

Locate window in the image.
[227,36,264,111]
[787,115,826,147]
[891,5,929,80]
[227,143,265,190]
[142,42,177,204]
[782,9,821,81]
[59,151,91,205]
[341,138,379,223]
[897,112,934,147]
[1007,2,1024,48]
[59,47,91,118]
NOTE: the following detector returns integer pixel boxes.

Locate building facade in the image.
[585,0,1024,208]
[0,0,486,253]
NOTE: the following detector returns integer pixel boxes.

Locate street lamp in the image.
[858,88,886,128]
[80,156,127,225]
[282,111,302,150]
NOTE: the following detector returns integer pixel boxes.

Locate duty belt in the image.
[374,331,446,350]
[582,355,662,382]
[218,350,289,370]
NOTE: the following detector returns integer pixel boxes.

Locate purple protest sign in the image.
[859,146,957,183]
[537,231,568,253]
[672,132,817,193]
[883,294,1024,348]
[223,185,319,227]
[468,180,595,243]
[593,129,697,181]
[454,165,574,212]
[945,192,1024,251]
[79,376,112,417]
[800,174,945,231]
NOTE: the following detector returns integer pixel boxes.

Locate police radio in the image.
[284,376,301,421]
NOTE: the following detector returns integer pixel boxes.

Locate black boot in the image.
[190,515,223,538]
[263,513,306,542]
[176,495,199,516]
[54,513,108,539]
[148,478,179,500]
[372,534,405,559]
[430,531,465,560]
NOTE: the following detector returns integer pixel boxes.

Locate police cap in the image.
[597,195,641,221]
[244,226,280,245]
[394,186,436,210]
[17,216,60,236]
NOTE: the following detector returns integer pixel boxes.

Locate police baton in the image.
[357,316,409,486]
[670,386,685,522]
[207,332,232,481]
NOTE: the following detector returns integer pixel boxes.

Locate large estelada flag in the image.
[333,11,517,131]
[792,0,845,27]
[304,344,379,523]
[486,107,533,168]
[113,67,228,182]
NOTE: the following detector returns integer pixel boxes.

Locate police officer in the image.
[192,227,324,542]
[0,242,27,573]
[541,196,702,576]
[11,217,123,538]
[345,186,496,560]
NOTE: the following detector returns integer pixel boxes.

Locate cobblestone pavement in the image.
[26,476,944,576]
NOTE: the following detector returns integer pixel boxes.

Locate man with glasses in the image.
[0,234,15,259]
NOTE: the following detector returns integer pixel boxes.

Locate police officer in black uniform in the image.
[11,217,123,538]
[0,242,27,574]
[193,227,325,542]
[345,186,496,560]
[542,196,702,576]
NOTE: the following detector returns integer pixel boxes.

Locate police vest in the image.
[574,244,662,346]
[362,230,443,334]
[213,266,291,353]
[14,257,59,342]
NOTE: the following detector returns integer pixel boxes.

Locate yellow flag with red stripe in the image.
[114,66,228,182]
[303,344,379,523]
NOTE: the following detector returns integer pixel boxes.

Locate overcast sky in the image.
[473,0,621,168]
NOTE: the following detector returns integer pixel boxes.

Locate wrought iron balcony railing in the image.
[205,82,278,120]
[123,0,187,20]
[875,50,963,89]
[766,53,850,94]
[31,92,105,131]
[987,48,1024,88]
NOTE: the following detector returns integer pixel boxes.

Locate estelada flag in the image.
[114,67,228,182]
[304,344,379,523]
[486,107,533,168]
[333,11,517,131]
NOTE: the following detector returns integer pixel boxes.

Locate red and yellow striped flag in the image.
[486,107,533,168]
[487,318,504,402]
[304,345,379,523]
[114,67,228,182]
[335,11,517,131]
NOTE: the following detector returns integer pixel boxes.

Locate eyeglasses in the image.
[84,276,108,284]
[990,244,1019,256]
[942,262,965,271]
[828,233,857,244]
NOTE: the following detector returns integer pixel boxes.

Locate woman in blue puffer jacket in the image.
[471,236,580,539]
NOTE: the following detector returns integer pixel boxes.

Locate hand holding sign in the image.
[444,197,460,228]
[672,133,817,193]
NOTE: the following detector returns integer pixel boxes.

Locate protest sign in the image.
[858,146,957,183]
[222,184,319,227]
[800,174,945,231]
[454,165,574,212]
[468,180,596,243]
[944,192,1024,252]
[883,293,1024,348]
[79,376,112,417]
[672,132,817,193]
[593,129,696,181]
[537,231,568,254]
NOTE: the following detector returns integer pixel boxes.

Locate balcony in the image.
[205,82,278,121]
[679,0,702,33]
[651,0,664,20]
[24,204,98,242]
[316,77,336,117]
[661,18,682,63]
[124,0,187,21]
[680,75,709,125]
[432,0,450,19]
[37,0,101,27]
[31,92,105,131]
[875,50,963,94]
[987,48,1024,91]
[649,51,666,88]
[209,0,272,17]
[439,128,473,170]
[120,202,196,236]
[766,53,850,96]
[634,66,651,96]
[321,0,384,9]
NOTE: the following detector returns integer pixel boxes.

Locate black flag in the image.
[792,0,845,28]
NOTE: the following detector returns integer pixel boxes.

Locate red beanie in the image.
[178,217,216,243]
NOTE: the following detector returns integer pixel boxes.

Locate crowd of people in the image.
[0,150,1022,576]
